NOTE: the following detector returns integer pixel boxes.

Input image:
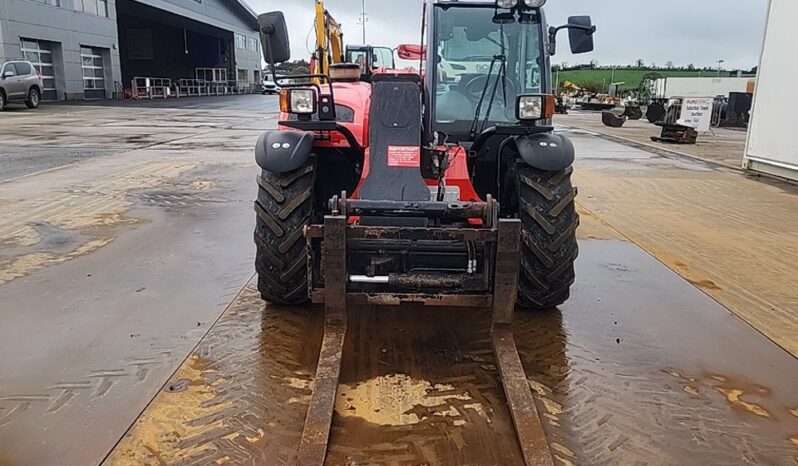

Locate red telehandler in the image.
[255,2,595,464]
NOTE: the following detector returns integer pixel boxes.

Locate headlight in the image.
[523,0,546,7]
[290,89,316,114]
[496,0,517,9]
[279,88,317,114]
[517,94,555,121]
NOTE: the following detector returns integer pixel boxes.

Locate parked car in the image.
[262,75,281,95]
[0,60,43,111]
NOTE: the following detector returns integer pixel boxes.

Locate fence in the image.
[129,76,262,100]
[130,77,172,100]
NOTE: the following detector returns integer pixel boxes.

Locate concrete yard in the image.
[559,111,749,169]
[1,98,797,465]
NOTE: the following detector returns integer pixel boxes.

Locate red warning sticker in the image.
[387,145,421,168]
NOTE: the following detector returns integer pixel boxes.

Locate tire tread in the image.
[515,161,579,310]
[254,163,314,305]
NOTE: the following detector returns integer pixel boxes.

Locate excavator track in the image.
[297,216,554,466]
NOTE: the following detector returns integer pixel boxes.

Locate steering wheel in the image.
[462,75,518,104]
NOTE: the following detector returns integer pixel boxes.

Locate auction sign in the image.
[677,97,714,132]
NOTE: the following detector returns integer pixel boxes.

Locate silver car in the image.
[0,60,44,111]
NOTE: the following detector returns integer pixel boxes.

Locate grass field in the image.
[554,69,712,91]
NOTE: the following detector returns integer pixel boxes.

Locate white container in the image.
[654,77,754,99]
[744,0,798,181]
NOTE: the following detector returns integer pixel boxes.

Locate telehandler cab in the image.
[254,2,594,464]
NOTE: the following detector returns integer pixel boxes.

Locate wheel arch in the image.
[255,130,315,173]
[514,133,575,172]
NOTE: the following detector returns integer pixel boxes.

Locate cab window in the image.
[372,48,395,69]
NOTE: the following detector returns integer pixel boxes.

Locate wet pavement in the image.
[566,126,798,359]
[105,240,798,466]
[2,99,797,466]
[0,97,274,465]
[558,111,748,169]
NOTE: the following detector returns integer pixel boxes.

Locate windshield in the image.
[433,7,544,134]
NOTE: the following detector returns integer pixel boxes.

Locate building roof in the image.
[234,0,259,29]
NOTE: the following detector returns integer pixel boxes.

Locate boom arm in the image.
[313,1,345,76]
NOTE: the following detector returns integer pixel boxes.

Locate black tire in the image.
[513,161,579,310]
[0,91,6,111]
[254,162,315,305]
[646,102,665,123]
[25,88,40,109]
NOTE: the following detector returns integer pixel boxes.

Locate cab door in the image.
[1,63,25,98]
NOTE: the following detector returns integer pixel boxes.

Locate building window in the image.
[237,69,248,84]
[235,33,245,50]
[246,37,258,53]
[74,0,108,17]
[29,0,60,6]
[254,70,261,83]
[20,39,57,100]
[81,46,106,98]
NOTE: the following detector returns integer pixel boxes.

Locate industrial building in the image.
[0,0,262,100]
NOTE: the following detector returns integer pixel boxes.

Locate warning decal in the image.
[387,146,421,168]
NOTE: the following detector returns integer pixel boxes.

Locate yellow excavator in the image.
[311,0,345,77]
[311,0,395,82]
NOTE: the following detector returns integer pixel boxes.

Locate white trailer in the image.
[653,77,754,99]
[744,0,798,181]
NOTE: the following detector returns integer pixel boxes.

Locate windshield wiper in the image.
[469,23,508,140]
[469,54,505,140]
[480,58,508,134]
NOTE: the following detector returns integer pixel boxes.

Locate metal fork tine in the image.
[297,215,348,466]
[492,219,554,466]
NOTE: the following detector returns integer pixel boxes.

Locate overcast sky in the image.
[246,0,771,70]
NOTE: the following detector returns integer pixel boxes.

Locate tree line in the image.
[553,61,757,74]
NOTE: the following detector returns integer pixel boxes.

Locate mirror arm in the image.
[266,40,278,81]
[261,25,278,80]
[547,26,558,55]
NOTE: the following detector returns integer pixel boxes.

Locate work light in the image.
[280,89,317,114]
[523,0,546,7]
[517,94,555,121]
[496,0,517,9]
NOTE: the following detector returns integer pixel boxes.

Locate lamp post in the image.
[357,0,368,44]
[717,59,725,77]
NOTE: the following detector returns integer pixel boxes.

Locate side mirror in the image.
[567,16,595,54]
[259,12,290,65]
[548,16,595,56]
[397,44,426,61]
[2,70,15,79]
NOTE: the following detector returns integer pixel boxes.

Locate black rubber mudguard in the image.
[358,74,429,201]
[514,133,575,172]
[255,130,315,173]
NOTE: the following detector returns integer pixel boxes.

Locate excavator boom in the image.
[313,0,345,77]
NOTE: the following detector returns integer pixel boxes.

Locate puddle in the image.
[335,374,474,426]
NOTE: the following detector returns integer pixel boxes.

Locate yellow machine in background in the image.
[312,0,345,77]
